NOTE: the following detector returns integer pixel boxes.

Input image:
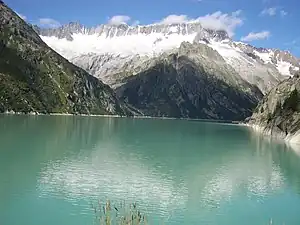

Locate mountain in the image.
[247,72,300,143]
[37,22,300,94]
[115,42,263,120]
[0,2,135,115]
[31,18,300,120]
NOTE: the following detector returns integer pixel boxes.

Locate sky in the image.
[4,0,300,56]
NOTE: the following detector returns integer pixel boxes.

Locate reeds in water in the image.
[92,200,148,225]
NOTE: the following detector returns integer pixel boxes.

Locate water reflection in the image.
[33,118,299,211]
[1,116,300,225]
[247,129,300,195]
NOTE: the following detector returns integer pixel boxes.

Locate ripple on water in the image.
[37,153,189,220]
[2,116,300,225]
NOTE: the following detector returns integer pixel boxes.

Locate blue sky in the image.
[4,0,300,56]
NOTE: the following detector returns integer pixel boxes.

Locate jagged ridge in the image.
[35,22,229,42]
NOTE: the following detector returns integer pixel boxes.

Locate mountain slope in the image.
[0,2,134,115]
[115,42,263,120]
[37,22,300,94]
[247,73,300,143]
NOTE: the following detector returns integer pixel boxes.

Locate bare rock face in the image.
[115,42,263,120]
[0,2,135,115]
[247,72,300,142]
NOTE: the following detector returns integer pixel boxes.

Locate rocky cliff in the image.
[0,2,135,115]
[247,73,300,143]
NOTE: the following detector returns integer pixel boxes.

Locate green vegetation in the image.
[282,89,299,112]
[0,2,130,115]
[92,201,147,225]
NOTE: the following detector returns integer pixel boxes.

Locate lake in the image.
[1,115,300,225]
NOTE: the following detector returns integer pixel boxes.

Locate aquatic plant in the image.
[91,200,283,225]
[92,200,148,225]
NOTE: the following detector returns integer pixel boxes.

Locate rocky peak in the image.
[273,49,300,65]
[36,21,230,42]
[178,42,224,62]
[193,29,229,44]
[254,47,270,53]
[37,22,85,41]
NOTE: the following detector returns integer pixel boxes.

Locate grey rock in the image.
[71,53,155,88]
[115,42,263,120]
[225,42,287,93]
[248,72,300,141]
[71,40,284,95]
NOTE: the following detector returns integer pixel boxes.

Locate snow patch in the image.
[276,60,292,76]
[209,41,242,59]
[253,50,273,64]
[41,32,196,59]
[169,26,178,33]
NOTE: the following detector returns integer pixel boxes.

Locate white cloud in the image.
[197,10,244,37]
[280,10,288,17]
[232,10,242,17]
[261,7,277,16]
[39,18,61,28]
[108,15,131,25]
[159,10,243,37]
[159,15,190,24]
[16,12,27,20]
[241,31,270,42]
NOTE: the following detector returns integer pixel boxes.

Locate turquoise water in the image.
[1,115,300,225]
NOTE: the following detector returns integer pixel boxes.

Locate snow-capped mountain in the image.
[36,22,228,58]
[36,22,300,93]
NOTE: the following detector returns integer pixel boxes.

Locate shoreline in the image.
[0,111,241,124]
[245,122,300,147]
